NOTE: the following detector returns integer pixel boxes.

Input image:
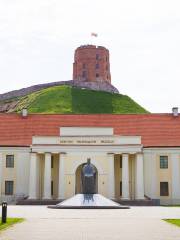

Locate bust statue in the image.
[81,158,97,194]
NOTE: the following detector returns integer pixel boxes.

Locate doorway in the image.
[75,163,98,194]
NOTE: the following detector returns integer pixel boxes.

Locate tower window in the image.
[106,65,108,71]
[82,71,86,78]
[96,73,99,78]
[106,56,108,61]
[96,63,99,69]
[96,54,99,60]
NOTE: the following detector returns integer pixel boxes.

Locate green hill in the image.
[11,85,148,114]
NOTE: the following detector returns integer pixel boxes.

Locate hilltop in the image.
[0,85,148,114]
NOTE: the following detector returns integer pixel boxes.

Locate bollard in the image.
[1,202,7,224]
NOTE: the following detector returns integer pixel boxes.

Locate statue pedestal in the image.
[48,194,129,209]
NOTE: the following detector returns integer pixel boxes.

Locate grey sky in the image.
[0,0,180,112]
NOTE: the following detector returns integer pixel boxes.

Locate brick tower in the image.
[73,45,111,83]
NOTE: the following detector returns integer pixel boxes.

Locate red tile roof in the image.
[0,113,180,147]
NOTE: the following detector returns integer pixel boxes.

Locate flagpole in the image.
[90,32,98,46]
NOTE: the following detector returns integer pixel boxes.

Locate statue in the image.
[81,158,97,194]
[49,158,129,209]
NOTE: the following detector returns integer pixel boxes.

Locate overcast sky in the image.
[0,0,180,112]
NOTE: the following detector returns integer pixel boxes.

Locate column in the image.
[43,153,51,199]
[58,153,66,199]
[107,153,115,199]
[135,153,145,199]
[122,154,130,199]
[29,153,37,199]
[0,153,2,199]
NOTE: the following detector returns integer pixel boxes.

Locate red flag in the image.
[91,32,98,37]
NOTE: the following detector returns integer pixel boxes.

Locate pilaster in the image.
[122,154,130,199]
[135,153,145,199]
[58,153,66,199]
[43,153,52,199]
[29,153,37,199]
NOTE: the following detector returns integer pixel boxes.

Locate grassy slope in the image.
[14,85,148,114]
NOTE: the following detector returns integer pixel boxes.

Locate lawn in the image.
[164,219,180,227]
[0,218,24,231]
[13,85,148,114]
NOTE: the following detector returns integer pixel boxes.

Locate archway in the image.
[75,163,98,194]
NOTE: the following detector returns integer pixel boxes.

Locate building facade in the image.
[0,113,180,205]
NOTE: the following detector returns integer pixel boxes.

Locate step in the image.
[16,199,62,205]
[116,199,159,206]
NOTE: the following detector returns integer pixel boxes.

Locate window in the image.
[95,63,99,69]
[160,156,168,169]
[51,181,53,196]
[120,181,122,196]
[96,73,99,78]
[120,157,122,168]
[160,182,169,196]
[106,65,108,71]
[51,156,54,169]
[96,54,99,60]
[5,181,14,195]
[6,155,14,168]
[82,63,86,69]
[82,71,86,78]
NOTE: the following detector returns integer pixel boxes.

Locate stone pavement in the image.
[1,206,180,240]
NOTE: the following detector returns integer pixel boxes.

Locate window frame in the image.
[160,182,169,196]
[95,63,99,69]
[120,157,122,168]
[96,73,99,78]
[5,181,14,195]
[51,181,53,196]
[120,181,122,196]
[51,156,54,169]
[82,71,86,78]
[160,156,168,169]
[6,155,14,168]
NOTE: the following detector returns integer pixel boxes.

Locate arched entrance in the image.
[75,163,98,194]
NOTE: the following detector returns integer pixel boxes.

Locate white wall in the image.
[144,148,180,205]
[0,147,30,202]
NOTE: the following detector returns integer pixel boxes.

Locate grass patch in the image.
[0,218,24,231]
[164,219,180,227]
[14,85,148,114]
[162,205,180,207]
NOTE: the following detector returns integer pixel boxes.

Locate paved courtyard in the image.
[1,206,180,239]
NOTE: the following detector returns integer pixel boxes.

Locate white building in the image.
[0,111,180,205]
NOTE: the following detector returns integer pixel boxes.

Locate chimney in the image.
[172,107,178,117]
[22,108,28,118]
